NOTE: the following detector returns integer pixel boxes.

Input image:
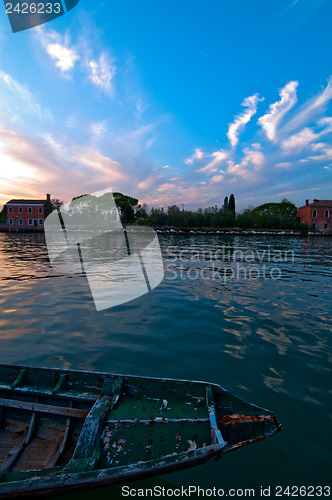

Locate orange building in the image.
[3,194,51,232]
[298,199,332,231]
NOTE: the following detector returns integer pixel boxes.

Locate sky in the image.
[0,0,332,211]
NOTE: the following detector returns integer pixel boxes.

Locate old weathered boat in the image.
[0,363,281,497]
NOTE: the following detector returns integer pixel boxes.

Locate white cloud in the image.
[35,28,79,75]
[227,94,263,147]
[158,183,176,192]
[90,121,107,139]
[87,53,116,94]
[243,147,265,169]
[110,123,157,154]
[199,150,227,173]
[0,71,47,120]
[307,147,332,161]
[137,176,157,190]
[258,81,298,141]
[282,118,332,151]
[185,148,204,165]
[46,43,79,73]
[281,127,317,151]
[35,27,116,93]
[318,116,332,134]
[274,162,292,169]
[211,175,224,183]
[74,149,125,179]
[44,134,62,150]
[284,78,332,133]
[311,142,326,151]
[222,146,264,184]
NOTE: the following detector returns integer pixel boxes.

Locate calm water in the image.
[0,232,331,498]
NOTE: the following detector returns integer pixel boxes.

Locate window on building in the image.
[38,207,43,214]
[324,209,329,218]
[8,207,13,213]
[8,218,13,225]
[18,207,23,213]
[39,219,43,225]
[28,219,32,225]
[312,209,317,218]
[324,223,328,229]
[19,218,23,225]
[28,207,32,214]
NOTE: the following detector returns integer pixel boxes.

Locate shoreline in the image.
[1,227,331,237]
[155,228,332,237]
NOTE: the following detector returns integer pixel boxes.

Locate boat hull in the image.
[0,363,281,498]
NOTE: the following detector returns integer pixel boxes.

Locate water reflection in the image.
[0,232,331,403]
[1,232,331,487]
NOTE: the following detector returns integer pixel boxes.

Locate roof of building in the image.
[298,200,332,209]
[6,199,47,205]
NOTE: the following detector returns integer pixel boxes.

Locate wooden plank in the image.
[73,378,123,459]
[11,369,26,390]
[52,374,67,395]
[0,428,29,476]
[206,387,227,448]
[65,378,123,472]
[0,385,97,403]
[104,418,209,424]
[0,409,36,475]
[44,414,71,468]
[0,398,88,419]
[24,412,37,446]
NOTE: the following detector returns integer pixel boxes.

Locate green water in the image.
[0,233,331,498]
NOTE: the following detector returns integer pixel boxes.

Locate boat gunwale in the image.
[0,362,223,388]
[0,362,273,414]
[0,443,222,498]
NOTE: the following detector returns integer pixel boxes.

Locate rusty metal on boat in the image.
[0,363,281,497]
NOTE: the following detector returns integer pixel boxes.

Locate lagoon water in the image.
[0,232,331,498]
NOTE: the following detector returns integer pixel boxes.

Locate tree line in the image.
[135,195,306,231]
[0,192,307,231]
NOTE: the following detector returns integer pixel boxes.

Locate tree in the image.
[221,208,235,227]
[113,192,138,224]
[0,205,6,219]
[149,207,167,227]
[254,200,297,219]
[223,196,229,210]
[42,197,63,217]
[135,203,149,219]
[229,194,236,215]
[167,205,182,226]
[71,195,88,203]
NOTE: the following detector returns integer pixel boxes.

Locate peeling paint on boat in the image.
[0,363,281,498]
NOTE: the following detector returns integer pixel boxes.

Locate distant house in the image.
[4,194,51,232]
[298,199,332,231]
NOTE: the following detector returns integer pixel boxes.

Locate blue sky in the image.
[0,0,331,210]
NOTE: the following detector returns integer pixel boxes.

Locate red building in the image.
[4,194,51,232]
[298,199,332,231]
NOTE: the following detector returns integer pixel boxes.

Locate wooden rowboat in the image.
[0,363,281,497]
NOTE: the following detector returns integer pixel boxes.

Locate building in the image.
[298,199,332,231]
[4,194,51,232]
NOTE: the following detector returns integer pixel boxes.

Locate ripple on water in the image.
[0,233,331,485]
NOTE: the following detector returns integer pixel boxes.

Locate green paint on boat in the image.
[0,363,281,498]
